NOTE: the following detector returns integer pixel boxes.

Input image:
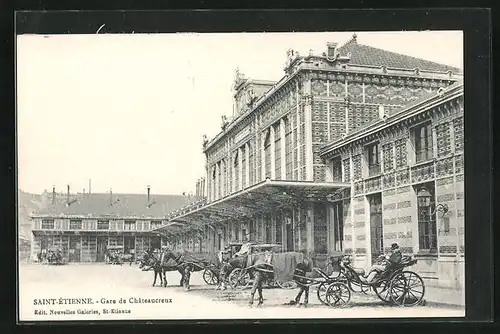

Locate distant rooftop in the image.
[337,34,461,74]
[31,191,202,219]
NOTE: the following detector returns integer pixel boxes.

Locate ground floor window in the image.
[265,214,272,243]
[368,193,383,260]
[416,182,437,253]
[313,204,327,254]
[275,214,283,245]
[332,201,344,252]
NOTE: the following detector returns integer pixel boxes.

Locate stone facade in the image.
[321,82,464,289]
[168,37,462,271]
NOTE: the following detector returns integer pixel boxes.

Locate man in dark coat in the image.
[362,243,402,283]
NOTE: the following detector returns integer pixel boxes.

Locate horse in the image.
[107,250,135,266]
[106,250,121,265]
[160,250,211,291]
[119,253,135,266]
[36,251,45,263]
[245,251,315,307]
[137,250,185,288]
[282,254,340,307]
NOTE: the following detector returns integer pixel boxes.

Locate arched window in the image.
[241,146,246,189]
[264,130,272,179]
[233,151,239,192]
[274,123,282,180]
[248,143,254,186]
[284,117,293,180]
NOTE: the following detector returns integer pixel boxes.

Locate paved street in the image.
[19,263,464,321]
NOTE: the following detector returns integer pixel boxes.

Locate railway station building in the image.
[152,35,464,290]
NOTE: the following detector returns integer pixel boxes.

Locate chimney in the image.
[89,179,92,196]
[110,188,113,206]
[67,184,70,203]
[147,185,151,203]
[52,186,56,205]
[378,105,386,119]
[327,42,338,60]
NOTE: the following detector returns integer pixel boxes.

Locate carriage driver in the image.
[361,243,402,283]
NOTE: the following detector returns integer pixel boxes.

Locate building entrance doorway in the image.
[151,236,161,251]
[124,236,135,255]
[69,236,81,262]
[368,193,383,263]
[96,237,107,262]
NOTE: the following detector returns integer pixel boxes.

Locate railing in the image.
[368,163,381,177]
[415,148,433,163]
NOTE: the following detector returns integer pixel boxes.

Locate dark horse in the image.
[138,250,185,288]
[245,251,316,307]
[139,249,207,290]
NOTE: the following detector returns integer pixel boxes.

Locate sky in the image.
[16,31,463,195]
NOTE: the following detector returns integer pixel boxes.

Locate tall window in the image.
[233,152,239,192]
[265,214,272,243]
[332,157,342,182]
[241,146,247,189]
[222,160,227,196]
[284,118,293,180]
[366,142,381,176]
[217,161,222,198]
[414,122,433,163]
[275,215,282,245]
[368,193,383,259]
[274,123,281,180]
[212,167,216,199]
[264,130,272,179]
[313,204,328,254]
[248,144,254,185]
[70,219,82,230]
[41,219,54,229]
[97,220,110,230]
[416,184,437,252]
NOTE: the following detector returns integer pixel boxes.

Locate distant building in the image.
[29,186,200,262]
[152,35,464,291]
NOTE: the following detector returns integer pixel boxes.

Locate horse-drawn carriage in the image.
[223,243,299,290]
[105,246,135,265]
[44,247,64,265]
[199,242,245,286]
[291,253,426,307]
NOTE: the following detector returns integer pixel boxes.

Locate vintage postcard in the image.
[17,29,465,322]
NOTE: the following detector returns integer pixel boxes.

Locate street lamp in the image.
[417,187,449,218]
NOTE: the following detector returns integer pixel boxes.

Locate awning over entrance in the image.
[150,179,350,235]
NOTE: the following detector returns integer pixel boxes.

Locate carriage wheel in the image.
[229,269,251,289]
[348,280,371,294]
[276,280,298,289]
[203,269,219,285]
[325,282,351,308]
[389,271,425,307]
[373,279,393,304]
[316,282,329,305]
